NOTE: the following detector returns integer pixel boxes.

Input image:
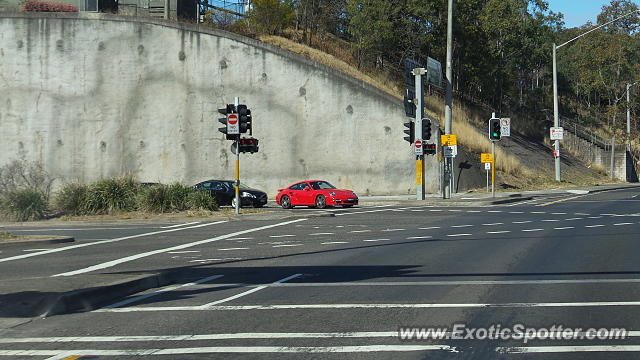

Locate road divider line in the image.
[201,274,301,306]
[482,223,503,226]
[498,345,640,354]
[451,225,473,228]
[522,229,544,232]
[614,223,634,226]
[536,196,583,207]
[585,225,606,228]
[269,279,640,287]
[321,242,349,245]
[447,234,472,237]
[362,239,391,242]
[218,248,249,251]
[0,221,228,264]
[553,227,574,230]
[407,236,433,240]
[487,231,511,234]
[161,222,201,229]
[269,235,296,238]
[272,244,303,248]
[52,219,307,277]
[103,274,224,309]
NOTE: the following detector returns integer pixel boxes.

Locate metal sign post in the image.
[413,68,426,201]
[485,162,491,192]
[491,142,496,198]
[234,96,240,215]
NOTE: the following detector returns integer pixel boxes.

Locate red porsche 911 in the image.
[276,180,359,209]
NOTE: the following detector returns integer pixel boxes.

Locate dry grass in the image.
[0,232,17,240]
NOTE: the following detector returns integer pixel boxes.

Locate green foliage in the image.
[82,178,139,214]
[137,183,218,213]
[53,182,88,216]
[187,190,219,211]
[247,0,295,35]
[3,189,47,221]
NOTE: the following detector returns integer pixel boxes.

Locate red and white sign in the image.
[227,114,239,134]
[414,139,424,155]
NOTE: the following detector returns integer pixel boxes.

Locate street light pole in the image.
[628,82,637,151]
[443,0,454,199]
[551,9,640,182]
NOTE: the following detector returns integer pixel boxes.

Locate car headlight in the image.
[241,192,256,198]
[329,191,336,196]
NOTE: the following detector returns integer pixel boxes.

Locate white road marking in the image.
[270,278,640,287]
[52,219,307,277]
[103,274,224,309]
[541,219,560,222]
[362,239,391,242]
[551,212,567,215]
[487,210,503,213]
[601,213,617,216]
[522,229,544,232]
[381,228,405,232]
[8,227,149,232]
[22,249,50,252]
[499,345,640,354]
[1,221,228,264]
[429,210,443,212]
[272,244,303,248]
[202,274,302,306]
[411,210,425,212]
[419,226,441,230]
[575,213,591,216]
[309,233,334,236]
[100,300,640,312]
[587,216,603,219]
[161,222,201,229]
[509,211,524,214]
[564,218,583,221]
[553,227,575,230]
[585,225,606,228]
[321,242,349,245]
[451,225,473,228]
[467,210,482,213]
[482,223,503,226]
[448,210,462,212]
[487,231,511,234]
[447,234,472,237]
[218,248,249,251]
[531,211,546,214]
[227,237,254,240]
[168,251,200,254]
[189,259,223,263]
[3,345,456,356]
[512,221,532,224]
[349,230,371,233]
[614,223,634,226]
[269,234,296,238]
[406,236,432,240]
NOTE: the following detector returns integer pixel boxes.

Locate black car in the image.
[194,180,268,208]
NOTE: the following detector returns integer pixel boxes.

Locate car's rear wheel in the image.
[315,195,327,209]
[281,195,292,209]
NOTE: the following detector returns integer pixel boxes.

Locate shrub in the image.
[83,178,139,214]
[137,183,218,213]
[21,0,78,12]
[3,189,48,221]
[0,160,54,201]
[138,184,171,213]
[187,190,218,211]
[53,182,88,216]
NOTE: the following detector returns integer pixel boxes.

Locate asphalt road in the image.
[1,187,640,359]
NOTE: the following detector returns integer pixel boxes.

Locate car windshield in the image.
[223,181,251,190]
[310,181,336,190]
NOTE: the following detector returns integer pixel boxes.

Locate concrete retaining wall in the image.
[562,130,634,182]
[0,13,484,196]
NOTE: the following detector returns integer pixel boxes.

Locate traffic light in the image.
[422,118,431,140]
[237,104,252,134]
[238,137,259,153]
[489,118,501,141]
[403,121,414,144]
[218,104,237,140]
[404,88,416,118]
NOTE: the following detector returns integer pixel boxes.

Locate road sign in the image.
[443,145,457,158]
[481,153,494,163]
[484,162,491,170]
[414,139,424,155]
[227,114,239,135]
[550,127,564,140]
[441,134,457,146]
[500,118,511,137]
[426,57,444,88]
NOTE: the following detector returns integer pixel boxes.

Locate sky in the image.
[547,0,639,28]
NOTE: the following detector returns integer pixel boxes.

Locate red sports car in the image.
[276,180,359,209]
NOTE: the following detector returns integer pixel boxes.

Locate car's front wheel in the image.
[315,195,327,209]
[281,195,292,209]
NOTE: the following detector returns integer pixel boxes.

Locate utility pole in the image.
[443,0,454,199]
[414,68,426,200]
[164,0,169,19]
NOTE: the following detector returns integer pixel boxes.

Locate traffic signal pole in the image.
[414,68,426,201]
[234,96,240,215]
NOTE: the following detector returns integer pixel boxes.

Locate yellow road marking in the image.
[62,356,83,360]
[536,196,582,207]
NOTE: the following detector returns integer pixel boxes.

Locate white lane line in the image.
[499,345,640,354]
[362,239,391,242]
[272,244,303,248]
[227,237,254,241]
[269,235,296,238]
[168,251,200,254]
[487,211,502,213]
[99,301,640,312]
[161,222,201,229]
[451,225,473,228]
[482,223,503,226]
[531,211,546,214]
[52,219,306,277]
[541,219,560,222]
[447,234,472,237]
[551,212,567,215]
[587,216,603,219]
[564,218,583,221]
[270,278,640,287]
[411,210,425,212]
[309,233,334,236]
[512,220,532,224]
[22,249,51,252]
[522,229,544,232]
[406,236,433,240]
[381,228,405,232]
[1,221,228,264]
[202,274,302,306]
[602,213,617,216]
[509,211,524,214]
[448,210,463,212]
[419,226,441,230]
[487,231,511,234]
[467,210,482,213]
[429,210,444,212]
[189,259,224,263]
[321,242,349,245]
[8,227,150,232]
[349,230,371,233]
[575,213,591,216]
[553,227,575,230]
[614,223,634,226]
[585,225,606,228]
[218,248,249,251]
[1,345,456,356]
[103,274,224,309]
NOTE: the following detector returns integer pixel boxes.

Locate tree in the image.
[247,0,295,35]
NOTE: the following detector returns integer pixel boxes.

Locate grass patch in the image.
[0,232,17,240]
